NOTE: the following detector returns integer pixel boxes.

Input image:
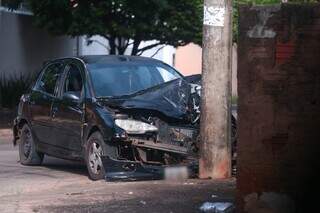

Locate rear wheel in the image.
[19,124,44,165]
[85,132,106,180]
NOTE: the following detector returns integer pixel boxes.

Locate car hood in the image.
[98,79,192,121]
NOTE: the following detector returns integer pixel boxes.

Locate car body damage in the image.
[98,78,202,180]
[101,79,196,121]
[12,55,236,181]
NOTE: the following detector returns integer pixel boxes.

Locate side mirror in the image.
[63,92,80,103]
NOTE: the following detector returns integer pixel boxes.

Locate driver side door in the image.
[51,61,85,156]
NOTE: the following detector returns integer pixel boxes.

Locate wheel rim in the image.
[88,142,103,175]
[22,127,32,158]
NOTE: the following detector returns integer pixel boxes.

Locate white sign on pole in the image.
[203,5,225,27]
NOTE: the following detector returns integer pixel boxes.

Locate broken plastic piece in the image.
[140,200,147,205]
[199,202,234,213]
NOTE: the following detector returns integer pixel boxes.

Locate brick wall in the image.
[237,4,320,213]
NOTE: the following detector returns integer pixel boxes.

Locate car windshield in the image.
[88,63,182,98]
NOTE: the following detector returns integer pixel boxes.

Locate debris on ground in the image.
[199,202,235,213]
[183,182,195,185]
[140,200,147,205]
[66,192,84,196]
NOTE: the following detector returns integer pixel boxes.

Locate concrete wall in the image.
[0,9,77,79]
[79,35,109,56]
[175,43,202,75]
[237,4,320,213]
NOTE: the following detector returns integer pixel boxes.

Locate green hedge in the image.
[0,75,34,109]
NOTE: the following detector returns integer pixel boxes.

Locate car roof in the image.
[46,55,170,67]
[45,55,184,79]
[79,55,163,65]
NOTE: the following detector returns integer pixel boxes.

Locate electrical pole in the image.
[199,0,232,179]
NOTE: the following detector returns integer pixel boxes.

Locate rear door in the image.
[29,62,64,145]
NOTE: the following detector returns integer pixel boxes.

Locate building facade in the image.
[0,5,77,79]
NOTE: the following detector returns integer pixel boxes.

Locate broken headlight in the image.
[115,119,158,134]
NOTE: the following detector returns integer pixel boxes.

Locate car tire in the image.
[19,124,44,165]
[85,131,107,180]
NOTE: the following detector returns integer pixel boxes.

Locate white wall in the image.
[0,8,77,79]
[79,35,109,56]
[130,40,176,66]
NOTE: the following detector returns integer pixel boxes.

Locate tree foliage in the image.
[4,0,319,53]
[4,0,202,55]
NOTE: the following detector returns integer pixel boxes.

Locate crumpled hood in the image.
[99,79,192,120]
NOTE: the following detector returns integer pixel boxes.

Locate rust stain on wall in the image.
[276,41,295,65]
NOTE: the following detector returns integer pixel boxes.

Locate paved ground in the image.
[0,129,235,213]
[0,109,16,129]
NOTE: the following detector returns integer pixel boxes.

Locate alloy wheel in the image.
[22,128,32,158]
[88,142,103,175]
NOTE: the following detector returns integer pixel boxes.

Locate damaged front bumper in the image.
[102,156,198,181]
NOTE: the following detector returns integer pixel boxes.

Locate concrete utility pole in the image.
[199,0,232,179]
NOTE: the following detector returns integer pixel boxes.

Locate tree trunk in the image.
[131,39,141,56]
[117,37,126,55]
[109,36,116,55]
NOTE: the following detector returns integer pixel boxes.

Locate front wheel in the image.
[85,132,106,180]
[19,124,44,165]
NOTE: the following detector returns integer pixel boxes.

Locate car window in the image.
[63,64,83,97]
[37,63,64,95]
[88,63,182,97]
[156,66,179,82]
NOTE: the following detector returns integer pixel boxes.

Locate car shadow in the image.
[41,156,88,177]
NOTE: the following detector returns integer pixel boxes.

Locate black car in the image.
[13,55,235,180]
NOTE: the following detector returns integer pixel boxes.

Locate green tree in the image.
[5,0,202,55]
[5,0,318,50]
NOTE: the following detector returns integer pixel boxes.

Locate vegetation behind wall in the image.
[0,75,34,109]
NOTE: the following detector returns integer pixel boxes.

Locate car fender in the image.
[82,103,115,148]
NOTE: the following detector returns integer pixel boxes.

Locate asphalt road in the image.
[0,131,235,213]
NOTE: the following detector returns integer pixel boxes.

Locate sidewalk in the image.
[0,129,12,144]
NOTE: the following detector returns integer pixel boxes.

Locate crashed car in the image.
[13,55,236,180]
